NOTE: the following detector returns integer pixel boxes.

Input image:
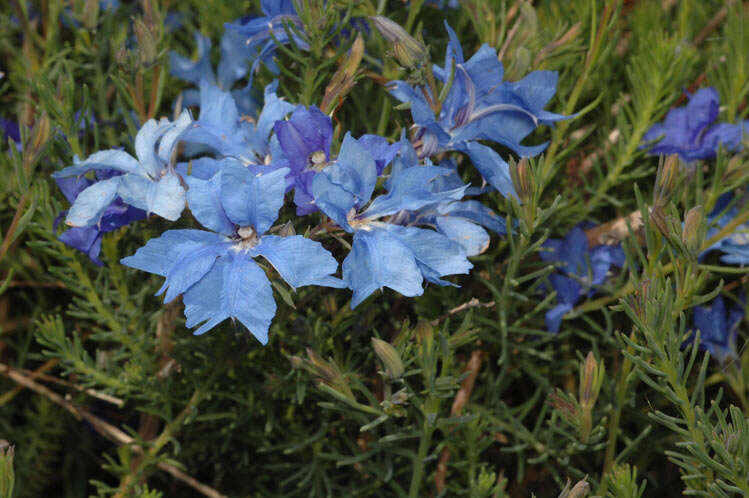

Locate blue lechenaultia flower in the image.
[311,133,473,308]
[52,110,193,226]
[121,164,344,343]
[169,31,259,116]
[387,139,506,256]
[387,22,568,197]
[180,80,294,165]
[643,87,749,162]
[701,192,749,265]
[54,172,146,265]
[540,225,625,333]
[687,295,744,363]
[224,1,308,82]
[274,105,399,215]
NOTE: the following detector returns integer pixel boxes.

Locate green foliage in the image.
[0,0,748,497]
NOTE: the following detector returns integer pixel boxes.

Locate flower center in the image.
[308,150,329,171]
[234,226,259,250]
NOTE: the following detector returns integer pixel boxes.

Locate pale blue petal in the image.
[185,173,235,235]
[252,235,345,289]
[344,229,424,308]
[384,224,472,281]
[183,253,276,343]
[325,132,378,206]
[310,171,356,231]
[435,216,490,256]
[256,81,296,139]
[134,118,173,178]
[52,150,142,178]
[65,176,122,227]
[158,241,231,303]
[158,110,193,163]
[121,229,227,276]
[220,163,288,234]
[363,166,466,218]
[147,172,187,221]
[169,33,214,85]
[437,200,507,235]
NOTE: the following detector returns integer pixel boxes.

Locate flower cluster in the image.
[50,10,749,350]
[54,17,547,344]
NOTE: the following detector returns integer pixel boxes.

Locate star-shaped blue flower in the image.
[540,225,625,332]
[388,22,568,197]
[53,111,193,226]
[121,164,344,343]
[311,133,472,308]
[643,87,749,162]
[688,295,744,363]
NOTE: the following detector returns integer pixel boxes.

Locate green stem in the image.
[404,0,424,33]
[408,422,434,498]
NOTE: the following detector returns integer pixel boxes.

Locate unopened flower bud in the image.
[722,156,745,184]
[305,348,354,399]
[649,205,670,239]
[321,33,364,113]
[682,205,705,259]
[81,0,100,30]
[369,16,427,69]
[653,154,680,208]
[563,479,590,498]
[509,158,534,203]
[579,352,603,411]
[133,17,158,66]
[372,337,404,380]
[628,280,650,322]
[414,320,433,349]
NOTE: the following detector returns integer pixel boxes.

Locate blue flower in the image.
[274,105,400,215]
[688,295,744,363]
[388,22,568,197]
[224,1,307,83]
[540,225,625,333]
[169,31,259,116]
[55,172,146,265]
[643,87,749,162]
[180,80,294,167]
[53,111,193,226]
[311,133,472,308]
[121,164,344,343]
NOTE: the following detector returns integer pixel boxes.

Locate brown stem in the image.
[0,363,225,498]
